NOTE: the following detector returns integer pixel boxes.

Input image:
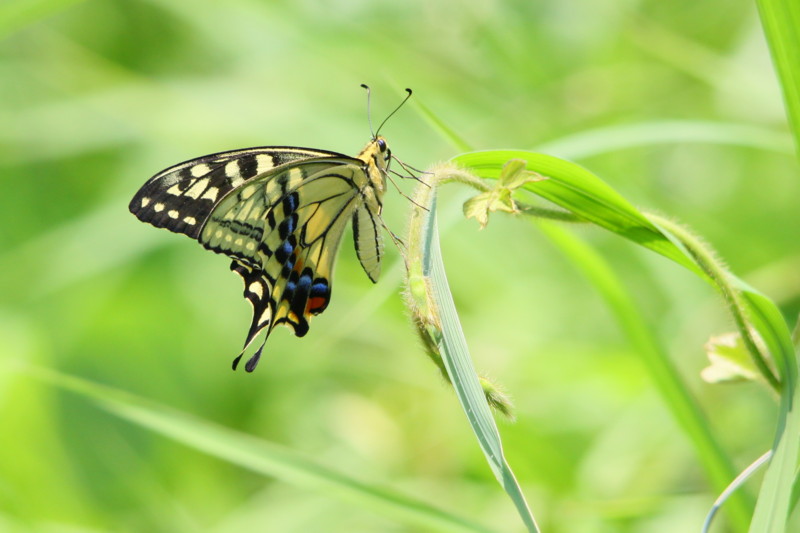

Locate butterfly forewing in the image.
[129,146,346,238]
[199,159,367,364]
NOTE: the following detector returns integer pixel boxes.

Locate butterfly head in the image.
[357,135,391,192]
[358,85,412,185]
[376,135,391,164]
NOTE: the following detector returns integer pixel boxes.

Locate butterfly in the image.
[130,87,412,372]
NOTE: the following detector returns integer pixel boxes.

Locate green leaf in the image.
[534,120,794,160]
[462,159,544,229]
[756,0,800,158]
[452,150,705,277]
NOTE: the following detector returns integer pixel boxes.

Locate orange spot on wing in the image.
[306,296,328,314]
[293,256,304,274]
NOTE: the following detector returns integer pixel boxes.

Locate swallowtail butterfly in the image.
[130,87,411,372]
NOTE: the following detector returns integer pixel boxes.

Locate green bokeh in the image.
[0,1,797,532]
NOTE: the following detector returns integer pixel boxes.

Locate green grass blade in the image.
[421,196,538,533]
[452,151,793,386]
[751,2,800,528]
[23,367,496,533]
[703,451,772,533]
[756,0,800,158]
[405,173,538,532]
[749,392,800,533]
[453,151,705,277]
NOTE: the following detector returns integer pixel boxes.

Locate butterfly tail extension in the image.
[231,336,269,372]
[232,337,268,372]
[230,260,276,371]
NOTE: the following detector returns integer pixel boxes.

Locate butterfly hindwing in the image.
[262,164,363,332]
[200,158,373,370]
[352,203,384,283]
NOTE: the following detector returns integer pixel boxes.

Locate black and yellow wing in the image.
[129,146,345,239]
[200,158,376,371]
[130,141,388,372]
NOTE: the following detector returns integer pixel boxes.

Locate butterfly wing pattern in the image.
[130,138,391,371]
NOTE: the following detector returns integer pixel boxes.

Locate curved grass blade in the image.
[453,150,704,277]
[23,367,496,533]
[703,451,773,533]
[452,151,793,388]
[406,182,538,532]
[751,1,800,527]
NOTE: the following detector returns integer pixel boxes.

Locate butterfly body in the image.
[130,136,391,371]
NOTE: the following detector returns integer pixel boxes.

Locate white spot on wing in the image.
[166,183,184,196]
[225,160,240,179]
[167,210,179,219]
[248,281,263,298]
[190,163,211,177]
[201,187,219,202]
[184,178,209,199]
[141,197,151,207]
[183,216,197,225]
[154,203,165,212]
[256,154,274,174]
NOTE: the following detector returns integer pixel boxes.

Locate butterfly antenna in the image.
[375,88,413,137]
[360,84,375,138]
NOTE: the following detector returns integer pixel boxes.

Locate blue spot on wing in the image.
[310,280,329,297]
[278,213,297,240]
[283,192,299,213]
[275,239,294,263]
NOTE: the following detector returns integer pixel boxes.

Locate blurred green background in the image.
[1,0,798,532]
